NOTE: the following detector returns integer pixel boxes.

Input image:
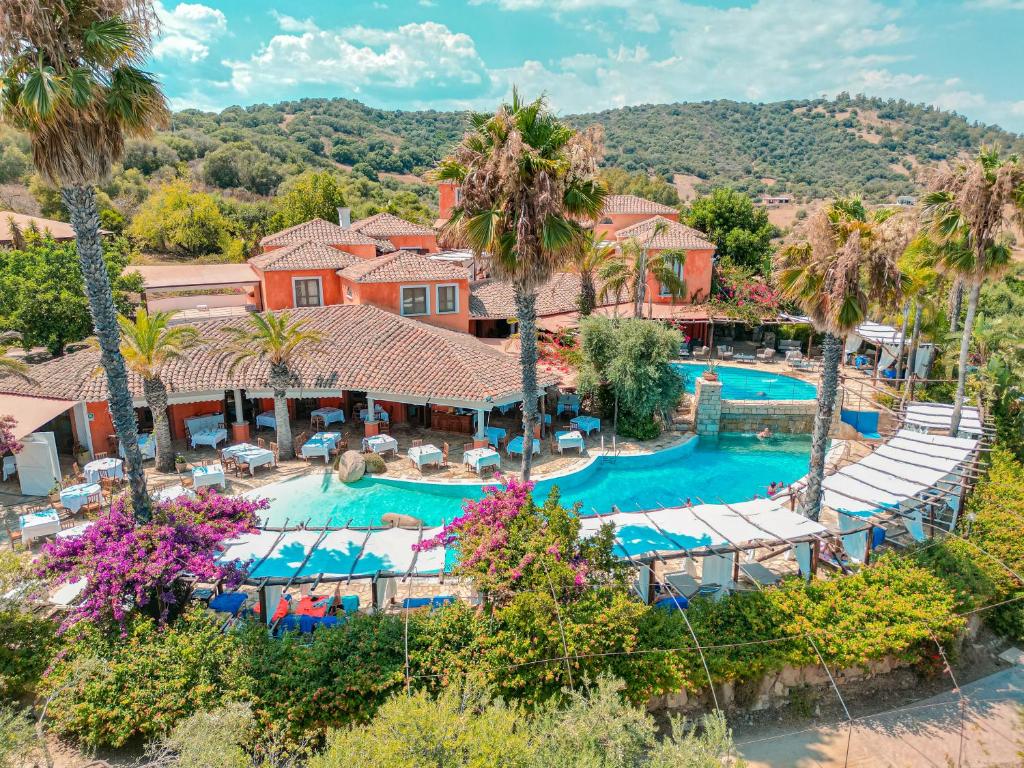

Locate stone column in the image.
[474,408,488,448]
[694,376,723,438]
[231,388,250,442]
[364,396,378,437]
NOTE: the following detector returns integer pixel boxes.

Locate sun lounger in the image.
[208,591,247,616]
[757,348,776,363]
[402,597,432,610]
[654,595,689,611]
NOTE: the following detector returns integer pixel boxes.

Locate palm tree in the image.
[224,313,322,460]
[922,148,1024,435]
[118,310,198,474]
[1,2,169,519]
[569,230,617,316]
[0,344,30,380]
[437,90,604,480]
[775,199,909,521]
[595,226,687,320]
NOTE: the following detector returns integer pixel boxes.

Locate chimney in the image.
[337,207,351,229]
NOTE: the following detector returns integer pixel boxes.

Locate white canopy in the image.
[904,402,984,437]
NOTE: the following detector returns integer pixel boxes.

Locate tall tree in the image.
[776,199,909,520]
[437,91,605,480]
[922,148,1024,435]
[686,188,778,275]
[224,312,322,460]
[0,0,169,520]
[568,229,617,316]
[117,309,198,473]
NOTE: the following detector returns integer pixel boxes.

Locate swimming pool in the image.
[674,363,817,400]
[252,433,812,528]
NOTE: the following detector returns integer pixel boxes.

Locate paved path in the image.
[737,667,1024,767]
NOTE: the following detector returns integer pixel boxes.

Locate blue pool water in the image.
[254,433,812,528]
[674,363,817,400]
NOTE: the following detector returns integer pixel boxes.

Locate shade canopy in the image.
[0,395,75,440]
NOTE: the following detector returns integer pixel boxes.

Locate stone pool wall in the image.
[693,376,819,435]
[720,400,818,434]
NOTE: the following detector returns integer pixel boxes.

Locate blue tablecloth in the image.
[60,483,102,513]
[255,411,277,429]
[507,436,540,456]
[191,428,227,449]
[311,407,345,426]
[570,416,601,435]
[485,426,506,447]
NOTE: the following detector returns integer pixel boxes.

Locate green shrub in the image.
[617,412,661,440]
[40,609,239,748]
[0,551,58,699]
[363,453,386,474]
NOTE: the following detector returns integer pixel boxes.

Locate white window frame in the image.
[400,284,430,317]
[292,276,323,308]
[435,283,459,315]
[345,286,353,301]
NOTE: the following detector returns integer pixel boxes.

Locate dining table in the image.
[506,436,541,457]
[570,416,601,435]
[222,443,276,474]
[301,432,342,463]
[191,428,228,449]
[192,463,226,490]
[555,430,585,454]
[19,508,60,545]
[83,457,123,484]
[484,425,506,448]
[255,410,277,430]
[119,433,155,461]
[311,407,346,426]
[59,483,102,513]
[361,434,398,456]
[408,443,443,470]
[463,447,500,474]
[358,406,389,423]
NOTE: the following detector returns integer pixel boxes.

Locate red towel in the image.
[252,597,290,621]
[296,596,329,618]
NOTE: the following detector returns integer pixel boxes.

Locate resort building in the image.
[0,211,80,246]
[0,304,556,489]
[612,216,716,304]
[591,194,681,240]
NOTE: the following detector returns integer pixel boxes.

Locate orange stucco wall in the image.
[644,247,714,305]
[595,211,680,240]
[260,269,344,311]
[438,182,459,220]
[87,401,115,456]
[385,233,439,253]
[341,278,470,332]
[167,400,226,440]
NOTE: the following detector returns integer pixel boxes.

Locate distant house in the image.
[592,194,680,240]
[0,211,103,246]
[614,216,716,304]
[762,195,792,206]
[348,212,439,253]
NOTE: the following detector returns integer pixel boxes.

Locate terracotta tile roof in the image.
[349,212,436,239]
[0,305,549,405]
[249,241,360,272]
[0,211,77,243]
[259,218,394,252]
[131,264,260,289]
[469,272,589,319]
[338,251,468,284]
[602,195,679,216]
[614,216,716,250]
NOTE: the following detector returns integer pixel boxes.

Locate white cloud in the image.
[153,1,228,62]
[223,21,491,97]
[270,11,318,33]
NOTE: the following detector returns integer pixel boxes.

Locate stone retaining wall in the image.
[720,400,818,434]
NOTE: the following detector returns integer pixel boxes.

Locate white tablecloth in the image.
[463,448,501,472]
[185,414,224,435]
[192,463,226,489]
[222,443,276,475]
[311,407,345,426]
[20,509,60,545]
[408,444,443,469]
[362,435,398,455]
[359,407,389,423]
[59,483,102,513]
[83,457,123,483]
[255,411,277,429]
[191,428,228,449]
[119,433,156,461]
[555,430,585,453]
[301,432,342,463]
[57,522,93,539]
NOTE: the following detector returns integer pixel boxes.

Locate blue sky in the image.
[152,0,1024,132]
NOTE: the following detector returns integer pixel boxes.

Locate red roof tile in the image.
[349,212,436,238]
[249,241,360,272]
[0,305,550,405]
[259,218,394,252]
[469,273,591,319]
[614,216,716,250]
[338,251,468,284]
[602,195,679,215]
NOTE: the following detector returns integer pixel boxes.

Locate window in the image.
[293,277,322,307]
[401,285,429,316]
[345,286,353,301]
[659,257,685,297]
[436,284,458,314]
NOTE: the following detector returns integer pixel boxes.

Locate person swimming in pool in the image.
[757,427,772,439]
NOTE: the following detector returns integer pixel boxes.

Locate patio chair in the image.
[257,437,266,449]
[106,434,118,454]
[693,345,710,359]
[462,442,475,455]
[310,415,325,431]
[379,420,391,434]
[4,520,22,550]
[716,345,735,360]
[757,348,776,363]
[93,451,109,460]
[441,442,450,467]
[411,439,423,449]
[80,498,103,519]
[70,462,84,482]
[270,442,280,463]
[1,455,15,482]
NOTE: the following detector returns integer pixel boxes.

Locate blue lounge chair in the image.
[299,615,317,634]
[209,591,247,616]
[276,614,301,634]
[872,526,886,549]
[402,597,431,609]
[432,595,456,609]
[320,616,341,629]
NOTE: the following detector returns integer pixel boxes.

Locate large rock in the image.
[337,450,366,483]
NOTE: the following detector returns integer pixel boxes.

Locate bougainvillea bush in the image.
[37,490,264,630]
[0,414,19,455]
